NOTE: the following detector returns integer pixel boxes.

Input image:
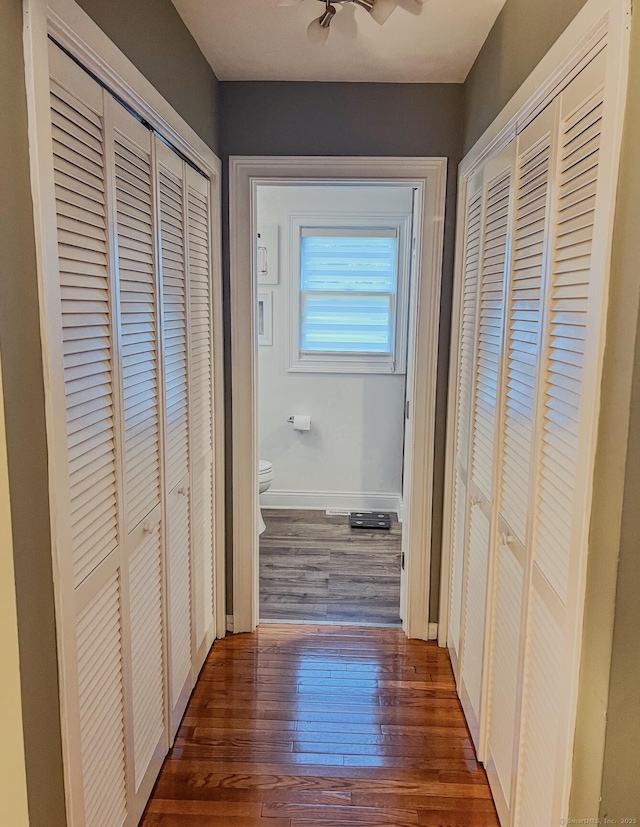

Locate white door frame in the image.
[229,156,447,637]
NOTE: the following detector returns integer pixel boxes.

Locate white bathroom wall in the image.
[257,184,414,513]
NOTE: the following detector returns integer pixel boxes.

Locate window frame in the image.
[287,212,413,374]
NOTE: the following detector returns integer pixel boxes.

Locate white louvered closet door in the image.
[157,139,194,737]
[459,144,515,751]
[109,98,167,814]
[48,44,129,827]
[514,51,608,827]
[186,166,216,670]
[45,38,221,827]
[483,101,557,823]
[448,170,483,674]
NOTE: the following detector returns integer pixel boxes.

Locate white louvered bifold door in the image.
[44,37,221,827]
[448,171,483,675]
[483,101,557,824]
[109,97,167,818]
[48,44,129,827]
[458,144,515,752]
[156,139,194,738]
[514,51,608,827]
[186,166,216,671]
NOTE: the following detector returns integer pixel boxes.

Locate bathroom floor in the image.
[259,509,402,625]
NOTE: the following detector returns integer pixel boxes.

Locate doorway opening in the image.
[229,157,447,638]
[256,182,415,625]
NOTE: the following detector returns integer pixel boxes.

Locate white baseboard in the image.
[428,622,438,641]
[260,489,402,516]
[226,615,234,633]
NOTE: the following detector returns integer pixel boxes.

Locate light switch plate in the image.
[257,223,279,284]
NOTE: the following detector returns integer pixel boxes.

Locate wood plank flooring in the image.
[260,510,402,625]
[141,625,499,827]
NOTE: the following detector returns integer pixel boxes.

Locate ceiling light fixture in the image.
[278,0,426,42]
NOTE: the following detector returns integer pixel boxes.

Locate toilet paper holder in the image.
[287,415,311,430]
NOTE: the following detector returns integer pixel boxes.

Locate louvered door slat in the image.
[501,136,551,542]
[456,189,483,469]
[115,123,161,533]
[515,594,563,827]
[534,90,603,605]
[487,541,523,806]
[188,185,213,464]
[168,485,192,702]
[461,504,491,715]
[448,179,483,664]
[129,525,164,789]
[192,460,214,648]
[471,169,511,500]
[449,471,467,655]
[160,164,189,493]
[51,80,118,589]
[76,574,127,827]
[187,171,215,652]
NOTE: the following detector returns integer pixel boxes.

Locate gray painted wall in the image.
[1,2,220,824]
[1,1,67,824]
[75,0,221,154]
[463,0,589,152]
[220,80,466,620]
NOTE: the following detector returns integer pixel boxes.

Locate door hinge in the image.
[405,400,410,420]
[401,552,405,570]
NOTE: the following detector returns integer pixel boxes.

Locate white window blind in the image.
[296,228,403,371]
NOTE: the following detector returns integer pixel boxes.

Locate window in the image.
[289,218,411,373]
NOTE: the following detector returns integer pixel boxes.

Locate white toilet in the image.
[258,459,274,535]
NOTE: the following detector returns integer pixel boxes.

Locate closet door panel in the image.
[515,50,608,827]
[192,458,214,651]
[49,43,130,827]
[157,140,193,736]
[500,121,553,545]
[76,573,127,827]
[110,98,167,810]
[485,538,524,812]
[158,145,189,495]
[186,166,215,660]
[469,166,512,502]
[484,103,556,820]
[534,82,605,605]
[448,174,483,666]
[167,479,192,735]
[50,70,118,591]
[449,471,467,657]
[186,171,213,465]
[126,508,164,791]
[460,502,491,719]
[458,147,514,749]
[113,104,161,533]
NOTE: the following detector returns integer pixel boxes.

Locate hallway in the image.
[141,625,499,826]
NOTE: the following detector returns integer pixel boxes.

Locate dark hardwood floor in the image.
[141,625,499,827]
[259,509,402,625]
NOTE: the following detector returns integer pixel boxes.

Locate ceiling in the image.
[170,0,507,84]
